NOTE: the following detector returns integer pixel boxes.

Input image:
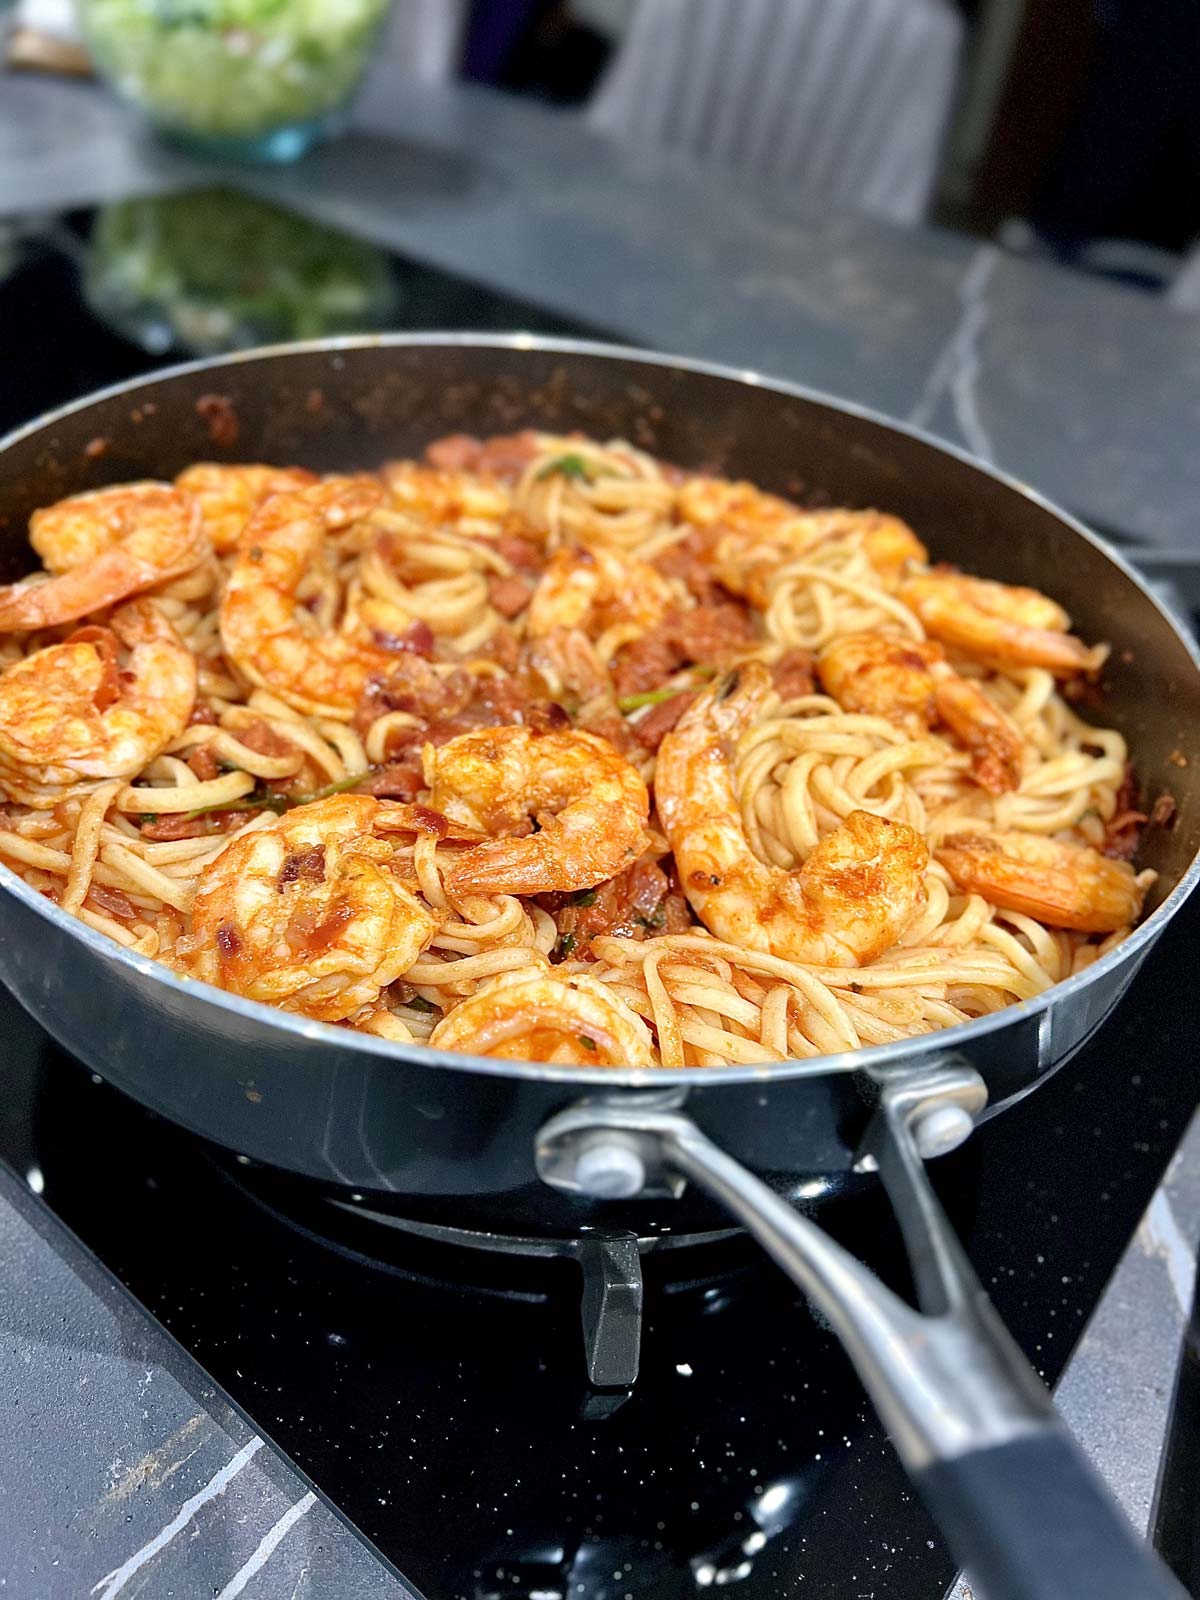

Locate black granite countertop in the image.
[0,1162,412,1598]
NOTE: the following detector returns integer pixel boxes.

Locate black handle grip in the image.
[915,1427,1188,1600]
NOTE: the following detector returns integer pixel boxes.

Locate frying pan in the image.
[0,336,1197,1600]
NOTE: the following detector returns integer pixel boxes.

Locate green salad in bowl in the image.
[83,190,399,353]
[79,0,391,161]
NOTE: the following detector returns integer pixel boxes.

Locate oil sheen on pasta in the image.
[0,431,1155,1067]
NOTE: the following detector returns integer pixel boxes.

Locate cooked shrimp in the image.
[527,544,675,642]
[899,573,1107,675]
[0,483,208,631]
[187,794,437,1021]
[0,600,196,806]
[428,970,656,1065]
[817,631,1024,793]
[176,463,318,553]
[936,828,1144,933]
[220,476,387,715]
[680,478,823,606]
[681,478,927,607]
[853,515,929,587]
[759,507,928,590]
[523,627,613,707]
[656,662,928,964]
[427,724,651,897]
[677,476,815,541]
[381,460,516,533]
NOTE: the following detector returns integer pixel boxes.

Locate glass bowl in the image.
[78,0,392,162]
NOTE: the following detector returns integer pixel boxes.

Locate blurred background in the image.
[3,0,1200,559]
[7,0,1200,294]
[467,0,1200,296]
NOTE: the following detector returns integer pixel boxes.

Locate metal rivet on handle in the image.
[911,1103,975,1160]
[575,1140,647,1199]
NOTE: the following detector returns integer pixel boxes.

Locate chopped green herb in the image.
[295,771,371,805]
[556,931,578,958]
[572,888,598,907]
[635,906,665,930]
[181,768,367,822]
[536,452,591,482]
[407,995,439,1015]
[577,1034,597,1051]
[181,791,286,822]
[140,813,158,825]
[618,687,679,713]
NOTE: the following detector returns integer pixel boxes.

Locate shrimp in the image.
[187,794,437,1021]
[0,483,208,631]
[898,573,1107,675]
[426,724,651,897]
[428,969,656,1065]
[0,600,196,806]
[817,631,1024,794]
[381,460,517,533]
[176,463,318,553]
[852,515,929,587]
[677,476,815,541]
[679,477,823,606]
[753,507,928,591]
[219,476,388,715]
[936,828,1144,933]
[523,627,614,707]
[655,662,928,965]
[680,478,927,606]
[527,544,676,642]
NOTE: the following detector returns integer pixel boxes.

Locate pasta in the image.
[0,431,1155,1067]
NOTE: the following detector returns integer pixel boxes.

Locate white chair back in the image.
[586,0,963,224]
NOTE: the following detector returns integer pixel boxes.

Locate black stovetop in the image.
[0,186,1196,1600]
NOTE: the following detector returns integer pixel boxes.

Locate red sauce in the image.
[277,846,326,888]
[611,603,754,698]
[487,572,535,619]
[236,720,299,760]
[187,745,221,783]
[196,392,239,448]
[354,762,425,801]
[540,855,689,956]
[87,882,137,921]
[140,810,246,842]
[284,900,354,957]
[65,625,121,712]
[631,691,698,752]
[371,619,436,657]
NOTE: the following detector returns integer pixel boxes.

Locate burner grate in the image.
[218,1153,748,1395]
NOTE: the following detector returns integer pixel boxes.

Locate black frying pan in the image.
[0,337,1197,1600]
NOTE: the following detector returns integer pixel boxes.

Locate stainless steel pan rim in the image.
[1,330,1197,1096]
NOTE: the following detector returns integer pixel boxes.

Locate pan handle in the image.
[536,1066,1188,1600]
